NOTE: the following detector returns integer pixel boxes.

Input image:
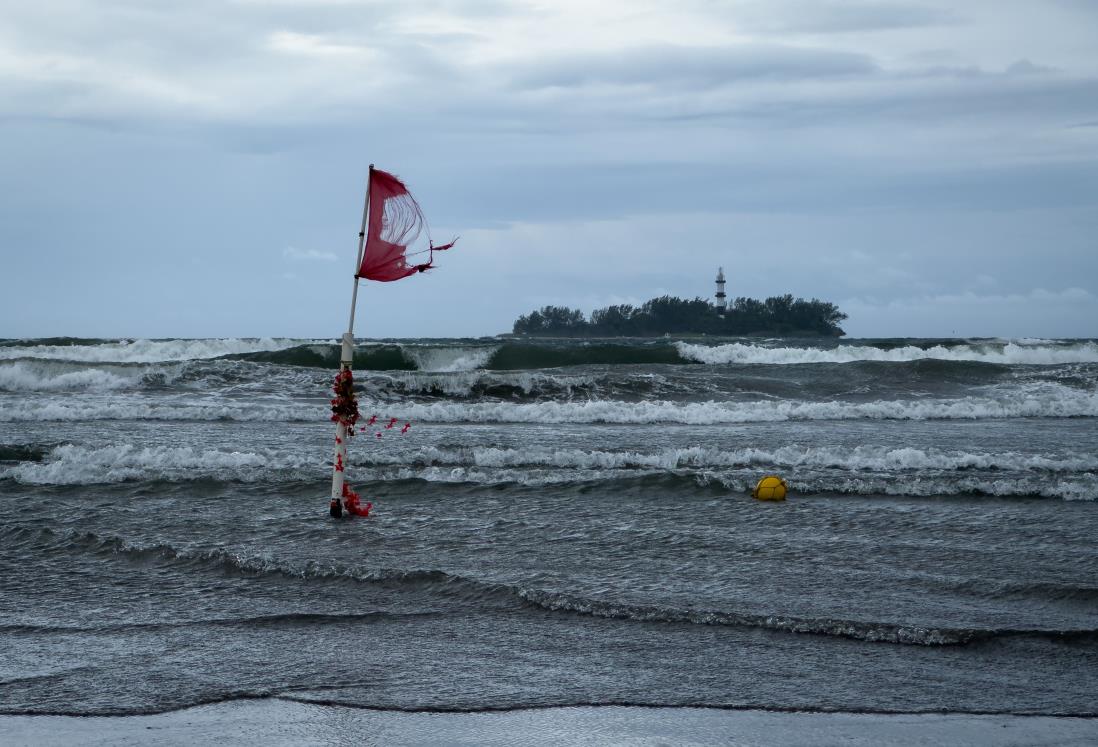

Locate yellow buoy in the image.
[753,475,788,501]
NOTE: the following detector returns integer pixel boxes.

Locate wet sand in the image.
[3,700,1097,746]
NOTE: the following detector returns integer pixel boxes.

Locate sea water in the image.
[1,336,1096,716]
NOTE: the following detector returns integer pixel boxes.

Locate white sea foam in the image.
[6,443,1094,499]
[0,338,316,363]
[676,341,1098,366]
[364,465,626,487]
[3,386,1096,423]
[346,465,1097,500]
[0,362,135,392]
[352,444,1098,499]
[361,444,1098,474]
[0,398,321,422]
[2,444,316,485]
[386,466,1097,500]
[362,387,1098,424]
[399,346,498,372]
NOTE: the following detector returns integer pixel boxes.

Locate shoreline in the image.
[3,700,1097,746]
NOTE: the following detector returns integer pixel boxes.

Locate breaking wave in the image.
[6,338,1097,372]
[4,384,1096,424]
[232,344,498,372]
[0,359,310,393]
[5,443,1094,499]
[0,338,314,364]
[1,444,318,485]
[233,342,687,370]
[0,398,321,423]
[364,387,1098,424]
[0,361,141,392]
[359,444,1098,474]
[368,370,657,401]
[375,469,1096,500]
[399,346,498,372]
[677,340,1098,366]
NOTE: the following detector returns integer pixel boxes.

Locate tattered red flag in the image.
[357,169,456,282]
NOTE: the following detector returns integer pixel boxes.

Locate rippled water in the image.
[2,336,1096,716]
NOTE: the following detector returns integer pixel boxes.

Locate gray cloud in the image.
[1,0,1096,338]
[729,0,960,33]
[674,73,1098,129]
[510,44,877,90]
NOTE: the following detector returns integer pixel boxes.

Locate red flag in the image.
[357,169,456,282]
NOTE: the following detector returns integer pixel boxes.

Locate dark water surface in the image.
[2,337,1096,716]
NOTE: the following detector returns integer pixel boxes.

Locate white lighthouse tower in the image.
[714,267,727,314]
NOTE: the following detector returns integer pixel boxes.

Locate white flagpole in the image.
[331,164,373,509]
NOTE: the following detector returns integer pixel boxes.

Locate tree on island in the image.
[513,295,846,337]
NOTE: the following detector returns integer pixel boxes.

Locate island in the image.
[512,294,847,337]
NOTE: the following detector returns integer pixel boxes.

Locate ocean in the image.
[2,336,1097,721]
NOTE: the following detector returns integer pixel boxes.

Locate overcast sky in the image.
[1,0,1096,339]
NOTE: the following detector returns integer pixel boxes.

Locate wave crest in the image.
[0,361,136,392]
[362,444,1098,474]
[0,338,315,364]
[4,442,1095,500]
[676,340,1098,366]
[1,444,316,485]
[360,387,1098,424]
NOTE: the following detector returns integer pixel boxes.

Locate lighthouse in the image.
[714,267,727,314]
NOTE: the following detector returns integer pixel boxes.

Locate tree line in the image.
[512,295,847,337]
